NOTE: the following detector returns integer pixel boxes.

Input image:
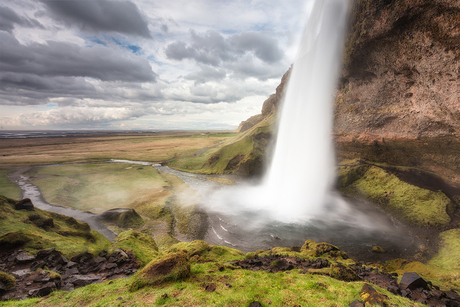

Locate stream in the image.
[9,168,117,241]
[8,161,424,261]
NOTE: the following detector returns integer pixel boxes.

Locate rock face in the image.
[236,67,291,132]
[335,0,460,140]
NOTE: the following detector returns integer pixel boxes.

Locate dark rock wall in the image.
[335,0,460,140]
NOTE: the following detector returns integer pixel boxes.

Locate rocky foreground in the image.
[0,247,139,300]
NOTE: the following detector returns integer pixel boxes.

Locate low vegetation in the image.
[0,195,111,258]
[338,162,452,227]
[0,170,20,199]
[0,132,234,167]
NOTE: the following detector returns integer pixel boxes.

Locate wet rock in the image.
[349,300,365,307]
[29,282,57,297]
[69,275,102,288]
[360,284,389,307]
[15,199,34,211]
[372,246,385,253]
[12,268,30,278]
[399,272,429,291]
[15,253,35,263]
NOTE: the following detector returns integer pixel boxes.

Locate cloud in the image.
[1,32,156,82]
[165,29,283,67]
[41,0,151,38]
[4,106,145,127]
[0,5,43,33]
[229,32,283,63]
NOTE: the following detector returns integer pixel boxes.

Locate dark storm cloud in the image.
[0,5,43,33]
[0,32,156,83]
[165,29,284,68]
[41,0,151,38]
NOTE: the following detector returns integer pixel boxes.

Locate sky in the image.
[0,0,310,130]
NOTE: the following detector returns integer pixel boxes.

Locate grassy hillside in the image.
[0,195,111,258]
[168,113,277,175]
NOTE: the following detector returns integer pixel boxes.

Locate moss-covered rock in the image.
[330,263,360,282]
[167,240,244,262]
[130,252,190,291]
[339,165,452,226]
[99,208,144,229]
[113,230,159,266]
[301,240,349,259]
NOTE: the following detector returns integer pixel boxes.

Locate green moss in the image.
[167,240,244,262]
[301,240,349,259]
[429,229,460,270]
[155,235,180,252]
[0,196,111,258]
[0,271,16,291]
[113,230,159,266]
[339,165,451,226]
[130,252,190,291]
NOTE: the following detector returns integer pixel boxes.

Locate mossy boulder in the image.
[301,240,349,259]
[330,263,360,282]
[99,208,144,229]
[167,240,244,262]
[130,252,190,291]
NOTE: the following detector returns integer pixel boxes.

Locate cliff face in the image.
[335,0,460,140]
[236,68,291,133]
[231,0,460,178]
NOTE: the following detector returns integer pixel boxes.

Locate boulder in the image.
[330,263,360,282]
[360,284,389,307]
[14,199,34,211]
[130,252,190,291]
[301,240,349,259]
[399,272,429,291]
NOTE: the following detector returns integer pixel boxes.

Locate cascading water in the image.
[202,0,420,255]
[206,0,351,223]
[261,0,350,221]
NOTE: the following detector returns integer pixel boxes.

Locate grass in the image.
[0,170,21,199]
[338,164,451,226]
[113,230,159,266]
[0,195,112,258]
[0,132,234,167]
[27,163,169,214]
[0,262,423,307]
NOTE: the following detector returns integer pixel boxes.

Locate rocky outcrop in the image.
[335,0,460,140]
[0,247,139,301]
[236,67,291,132]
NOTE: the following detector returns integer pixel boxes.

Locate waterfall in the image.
[261,0,350,221]
[207,0,350,224]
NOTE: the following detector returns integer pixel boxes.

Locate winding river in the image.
[8,161,424,261]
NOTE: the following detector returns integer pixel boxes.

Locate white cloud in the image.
[0,0,311,130]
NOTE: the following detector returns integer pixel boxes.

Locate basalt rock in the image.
[0,247,139,301]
